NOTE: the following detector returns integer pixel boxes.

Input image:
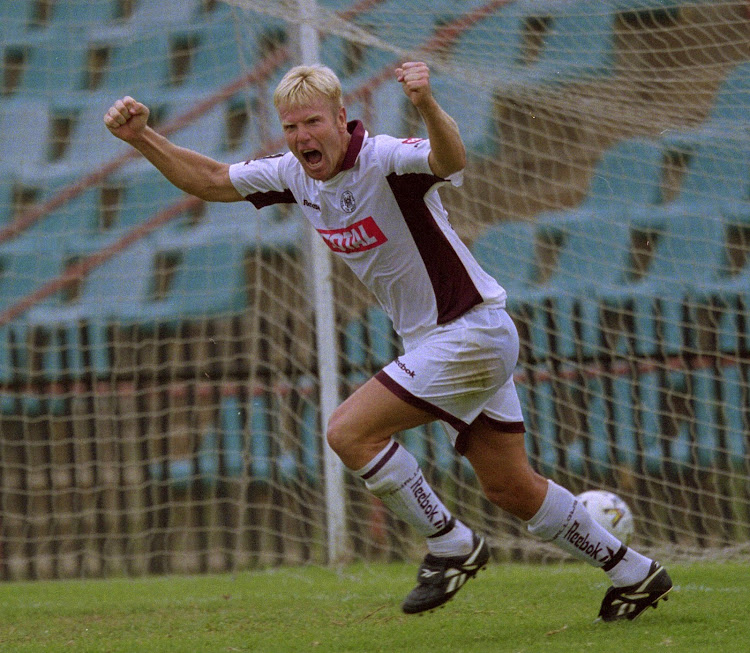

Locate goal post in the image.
[0,0,748,580]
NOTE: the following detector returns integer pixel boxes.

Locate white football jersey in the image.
[229,121,506,342]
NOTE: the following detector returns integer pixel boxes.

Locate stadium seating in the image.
[721,363,749,469]
[86,25,173,95]
[427,74,499,155]
[0,247,66,381]
[188,14,263,89]
[343,305,398,375]
[21,243,156,380]
[46,94,135,172]
[0,98,52,169]
[536,216,634,359]
[112,240,248,331]
[512,1,617,87]
[47,0,119,28]
[662,60,750,148]
[471,219,549,360]
[14,29,90,96]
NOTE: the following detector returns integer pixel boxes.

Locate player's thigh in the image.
[327,376,434,465]
[462,421,547,520]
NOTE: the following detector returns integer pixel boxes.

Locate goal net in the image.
[0,0,748,579]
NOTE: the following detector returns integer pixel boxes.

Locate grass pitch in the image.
[0,561,746,652]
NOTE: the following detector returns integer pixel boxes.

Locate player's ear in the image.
[336,105,347,131]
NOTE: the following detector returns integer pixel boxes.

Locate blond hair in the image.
[273,64,343,112]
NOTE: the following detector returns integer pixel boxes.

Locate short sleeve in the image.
[228,153,295,204]
[373,135,464,187]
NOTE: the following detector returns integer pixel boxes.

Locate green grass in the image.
[0,561,746,652]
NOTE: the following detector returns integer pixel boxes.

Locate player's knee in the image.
[325,408,350,458]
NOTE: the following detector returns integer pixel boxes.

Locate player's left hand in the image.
[396,62,434,109]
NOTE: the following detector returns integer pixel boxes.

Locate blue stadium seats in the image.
[597,214,729,356]
[0,0,36,40]
[536,215,634,359]
[585,374,613,478]
[342,77,407,138]
[15,29,90,96]
[126,0,208,26]
[343,304,398,374]
[298,378,320,485]
[535,137,665,227]
[720,364,748,470]
[48,94,134,171]
[428,74,499,155]
[0,175,13,227]
[471,219,547,359]
[514,1,617,87]
[529,369,557,476]
[580,137,665,211]
[113,240,247,331]
[638,368,663,475]
[452,0,616,87]
[663,60,750,148]
[0,98,51,169]
[0,246,66,380]
[352,0,444,54]
[709,61,750,126]
[249,390,272,481]
[48,0,119,28]
[107,169,187,235]
[189,15,261,89]
[164,90,229,157]
[9,170,102,249]
[181,201,304,251]
[692,363,720,469]
[22,242,156,379]
[450,2,527,72]
[87,26,172,95]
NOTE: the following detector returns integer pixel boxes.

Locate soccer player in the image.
[104,61,672,621]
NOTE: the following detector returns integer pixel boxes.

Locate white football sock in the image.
[355,439,472,555]
[526,480,652,587]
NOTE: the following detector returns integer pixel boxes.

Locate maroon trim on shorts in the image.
[472,412,526,433]
[360,439,400,480]
[374,370,468,433]
[454,413,526,456]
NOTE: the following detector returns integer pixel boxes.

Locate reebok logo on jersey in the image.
[317,217,387,254]
[303,198,320,211]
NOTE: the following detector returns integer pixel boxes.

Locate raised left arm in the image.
[396,61,466,179]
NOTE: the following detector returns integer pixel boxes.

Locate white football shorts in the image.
[376,303,525,454]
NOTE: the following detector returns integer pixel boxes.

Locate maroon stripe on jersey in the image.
[341,120,366,171]
[245,188,296,209]
[375,370,468,432]
[386,173,482,324]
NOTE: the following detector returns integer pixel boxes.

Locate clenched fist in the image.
[396,61,434,110]
[103,96,150,142]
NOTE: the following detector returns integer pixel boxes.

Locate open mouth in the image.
[302,149,323,166]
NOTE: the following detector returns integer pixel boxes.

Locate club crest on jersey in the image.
[317,217,387,254]
[340,190,356,213]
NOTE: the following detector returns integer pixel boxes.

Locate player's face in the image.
[279,98,349,181]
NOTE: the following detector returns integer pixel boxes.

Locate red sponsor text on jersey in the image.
[317,217,387,254]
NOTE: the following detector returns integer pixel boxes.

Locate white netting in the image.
[0,0,748,579]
